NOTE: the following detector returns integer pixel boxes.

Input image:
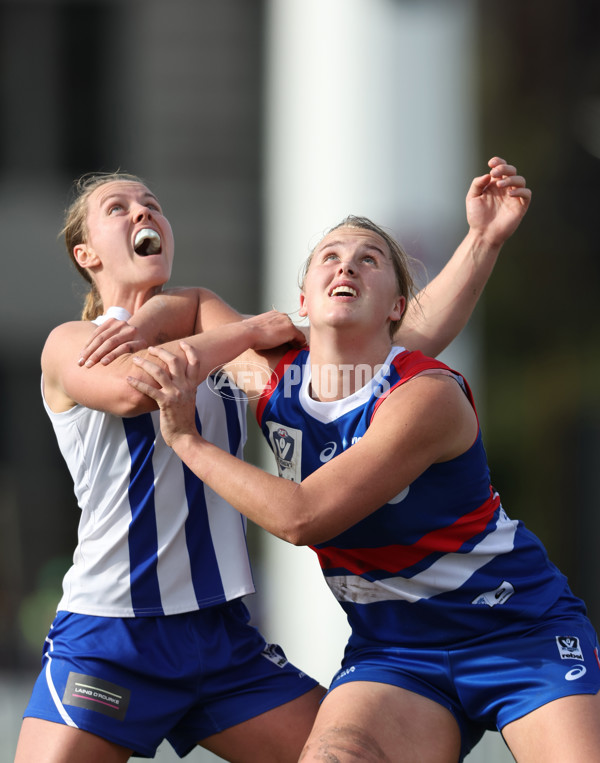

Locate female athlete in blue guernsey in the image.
[113,185,600,760]
[254,343,600,758]
[257,345,577,649]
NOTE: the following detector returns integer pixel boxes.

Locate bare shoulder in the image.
[372,372,478,462]
[42,320,155,416]
[392,371,468,403]
[42,321,96,370]
[378,371,473,422]
[41,321,97,411]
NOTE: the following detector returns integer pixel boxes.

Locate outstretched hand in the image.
[127,343,201,448]
[466,156,532,248]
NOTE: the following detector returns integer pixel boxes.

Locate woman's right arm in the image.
[128,345,478,546]
[42,310,303,417]
[78,287,244,368]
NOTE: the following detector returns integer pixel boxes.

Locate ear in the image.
[73,243,101,270]
[299,292,308,318]
[390,295,406,322]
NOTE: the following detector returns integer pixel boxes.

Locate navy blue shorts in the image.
[23,599,318,758]
[330,615,600,761]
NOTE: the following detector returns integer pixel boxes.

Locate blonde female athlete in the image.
[129,174,600,762]
[15,174,319,763]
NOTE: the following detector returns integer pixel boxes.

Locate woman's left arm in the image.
[397,156,531,356]
[128,347,477,546]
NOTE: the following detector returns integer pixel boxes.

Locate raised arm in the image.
[127,345,477,546]
[397,157,531,356]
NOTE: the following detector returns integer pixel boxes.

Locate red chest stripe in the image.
[255,348,301,424]
[315,489,500,575]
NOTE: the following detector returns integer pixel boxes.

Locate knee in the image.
[300,723,389,762]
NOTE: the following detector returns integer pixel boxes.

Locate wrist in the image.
[170,431,202,460]
[465,228,503,260]
[240,316,262,350]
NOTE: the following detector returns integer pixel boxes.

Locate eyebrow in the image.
[318,240,388,257]
[99,191,160,208]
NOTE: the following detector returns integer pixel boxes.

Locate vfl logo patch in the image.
[266,422,302,482]
[63,672,130,720]
[556,636,584,660]
[471,581,514,607]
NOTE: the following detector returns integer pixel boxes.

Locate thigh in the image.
[200,685,325,763]
[166,600,321,758]
[299,682,461,763]
[23,612,200,757]
[453,616,600,732]
[502,691,600,763]
[14,718,132,763]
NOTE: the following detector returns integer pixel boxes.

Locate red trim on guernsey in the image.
[315,488,501,575]
[372,350,476,421]
[255,349,302,424]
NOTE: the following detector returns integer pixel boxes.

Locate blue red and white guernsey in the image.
[41,308,254,618]
[256,345,574,649]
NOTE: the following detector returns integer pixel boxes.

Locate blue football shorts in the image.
[23,599,318,758]
[329,614,600,761]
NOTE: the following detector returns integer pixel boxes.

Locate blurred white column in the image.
[261,2,508,760]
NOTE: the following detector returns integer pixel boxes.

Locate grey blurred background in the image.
[0,1,599,760]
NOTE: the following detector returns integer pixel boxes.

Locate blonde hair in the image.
[61,171,147,321]
[300,215,418,338]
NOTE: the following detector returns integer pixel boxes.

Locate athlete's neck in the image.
[307,333,393,402]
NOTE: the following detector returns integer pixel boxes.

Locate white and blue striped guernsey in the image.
[42,309,254,618]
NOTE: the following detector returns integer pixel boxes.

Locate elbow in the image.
[276,515,322,547]
[112,386,157,418]
[268,486,327,547]
[279,528,308,547]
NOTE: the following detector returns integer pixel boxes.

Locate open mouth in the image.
[330,285,358,298]
[134,228,162,256]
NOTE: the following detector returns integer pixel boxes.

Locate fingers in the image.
[488,157,519,176]
[126,374,161,400]
[469,158,530,197]
[79,319,144,367]
[468,172,492,197]
[127,352,184,404]
[488,156,506,169]
[507,184,532,208]
[489,163,531,206]
[88,340,146,367]
[78,320,121,366]
[178,341,199,367]
[487,158,527,188]
[131,353,172,386]
[243,309,306,351]
[129,347,196,393]
[127,352,199,448]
